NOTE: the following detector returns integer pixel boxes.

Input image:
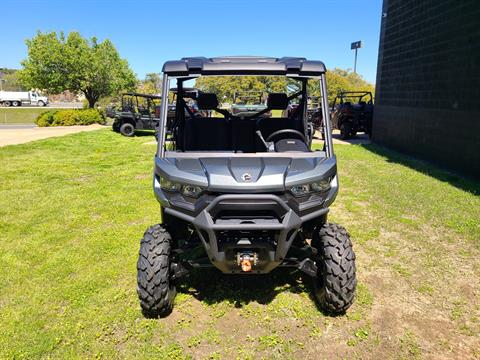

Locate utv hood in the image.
[154,154,336,193]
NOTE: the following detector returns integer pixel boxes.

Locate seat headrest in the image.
[197,93,218,110]
[267,93,288,110]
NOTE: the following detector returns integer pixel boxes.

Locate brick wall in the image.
[373,0,480,178]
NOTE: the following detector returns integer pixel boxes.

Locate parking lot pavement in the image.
[0,124,105,147]
[0,124,36,129]
[0,102,83,109]
[313,130,371,145]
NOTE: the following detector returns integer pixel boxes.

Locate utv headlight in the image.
[289,178,332,197]
[290,184,311,197]
[160,177,204,197]
[181,184,204,198]
[311,178,331,192]
[159,177,181,192]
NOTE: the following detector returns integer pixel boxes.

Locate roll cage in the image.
[156,57,334,158]
[331,91,373,109]
[121,92,162,114]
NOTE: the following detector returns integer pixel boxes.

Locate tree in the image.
[0,69,24,91]
[19,31,136,108]
[195,76,294,103]
[309,68,375,104]
[194,70,374,105]
[136,73,162,94]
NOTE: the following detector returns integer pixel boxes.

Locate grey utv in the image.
[137,57,356,317]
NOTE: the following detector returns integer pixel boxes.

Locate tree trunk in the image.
[83,89,98,108]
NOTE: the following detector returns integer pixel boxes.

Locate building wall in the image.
[373,0,480,178]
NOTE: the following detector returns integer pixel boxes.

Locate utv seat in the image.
[183,93,231,151]
[183,117,231,151]
[231,118,257,152]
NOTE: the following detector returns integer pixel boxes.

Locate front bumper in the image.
[163,193,329,273]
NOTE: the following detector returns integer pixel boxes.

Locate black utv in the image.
[137,56,356,317]
[330,91,374,140]
[111,93,162,137]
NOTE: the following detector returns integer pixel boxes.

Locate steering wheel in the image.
[266,129,306,143]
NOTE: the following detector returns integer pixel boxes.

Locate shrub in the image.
[35,109,105,127]
[35,110,56,127]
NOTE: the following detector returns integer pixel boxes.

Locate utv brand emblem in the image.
[241,173,252,182]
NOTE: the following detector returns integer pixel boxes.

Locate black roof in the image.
[123,92,162,99]
[162,56,326,77]
[336,91,373,97]
[170,87,200,94]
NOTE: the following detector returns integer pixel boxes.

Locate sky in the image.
[0,0,382,84]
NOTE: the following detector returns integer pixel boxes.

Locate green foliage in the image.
[194,69,374,105]
[19,31,136,108]
[324,68,375,104]
[0,68,24,91]
[195,76,294,103]
[35,109,105,127]
[136,73,162,94]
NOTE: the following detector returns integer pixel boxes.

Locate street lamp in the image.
[351,41,363,74]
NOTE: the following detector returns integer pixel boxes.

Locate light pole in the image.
[351,41,363,74]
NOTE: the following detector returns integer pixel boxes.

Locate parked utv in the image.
[330,91,373,140]
[137,57,356,317]
[164,88,201,134]
[111,93,162,136]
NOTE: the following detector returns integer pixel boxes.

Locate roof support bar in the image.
[320,74,334,158]
[157,74,170,157]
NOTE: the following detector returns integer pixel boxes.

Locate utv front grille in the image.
[216,229,277,246]
[213,209,281,222]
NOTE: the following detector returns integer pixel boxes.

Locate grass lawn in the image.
[0,130,479,359]
[0,107,51,124]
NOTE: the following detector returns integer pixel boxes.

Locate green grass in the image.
[0,130,479,358]
[0,107,51,124]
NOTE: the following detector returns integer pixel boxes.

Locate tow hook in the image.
[237,252,258,272]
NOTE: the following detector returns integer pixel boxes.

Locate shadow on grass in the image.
[361,142,480,195]
[176,267,331,315]
[134,130,156,137]
[109,128,156,138]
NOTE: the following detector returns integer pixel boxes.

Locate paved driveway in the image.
[0,124,105,147]
[313,130,371,145]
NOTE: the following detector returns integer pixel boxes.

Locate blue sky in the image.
[0,0,382,83]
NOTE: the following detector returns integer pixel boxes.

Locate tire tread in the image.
[137,224,176,317]
[313,222,356,314]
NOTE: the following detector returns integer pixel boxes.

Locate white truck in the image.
[0,91,49,107]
